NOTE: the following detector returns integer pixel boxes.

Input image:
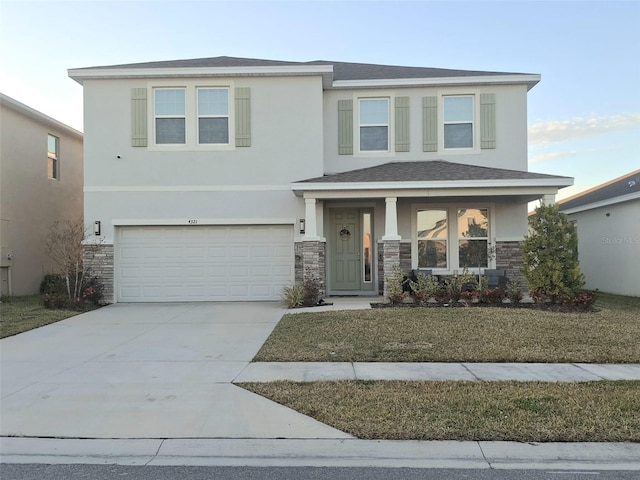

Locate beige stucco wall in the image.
[0,99,83,295]
[82,76,324,242]
[568,200,640,297]
[322,84,529,174]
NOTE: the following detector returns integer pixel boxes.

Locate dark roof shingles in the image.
[295,161,571,184]
[559,170,640,210]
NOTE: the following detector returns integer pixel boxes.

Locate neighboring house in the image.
[68,56,572,303]
[558,170,640,297]
[0,93,83,296]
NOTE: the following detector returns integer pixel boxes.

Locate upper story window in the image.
[443,96,474,149]
[197,88,229,144]
[154,88,186,144]
[359,98,389,152]
[47,134,59,179]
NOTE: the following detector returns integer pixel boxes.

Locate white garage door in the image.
[115,225,294,302]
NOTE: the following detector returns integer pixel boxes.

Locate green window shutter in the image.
[338,99,353,155]
[131,88,147,147]
[422,96,437,152]
[394,96,410,152]
[480,93,496,149]
[235,87,251,147]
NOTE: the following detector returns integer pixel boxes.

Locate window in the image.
[359,98,389,151]
[47,134,59,179]
[457,208,489,268]
[154,88,186,144]
[363,212,372,282]
[444,96,473,149]
[198,88,229,144]
[415,206,491,271]
[417,209,448,268]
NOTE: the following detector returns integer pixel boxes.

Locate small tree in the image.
[520,203,585,303]
[43,219,90,302]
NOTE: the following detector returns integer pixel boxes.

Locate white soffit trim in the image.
[84,185,291,192]
[68,65,334,83]
[291,178,573,192]
[559,191,640,215]
[112,218,296,226]
[332,74,541,90]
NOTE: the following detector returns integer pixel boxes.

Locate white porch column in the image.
[382,197,401,241]
[303,198,319,239]
[542,194,556,205]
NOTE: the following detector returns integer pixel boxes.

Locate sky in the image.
[1,0,638,200]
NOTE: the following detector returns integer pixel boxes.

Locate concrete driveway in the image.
[0,303,350,439]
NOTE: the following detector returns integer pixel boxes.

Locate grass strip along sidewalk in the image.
[241,380,640,442]
[254,294,640,363]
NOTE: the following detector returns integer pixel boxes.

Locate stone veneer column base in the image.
[496,241,528,291]
[83,243,114,304]
[296,241,327,297]
[381,240,401,299]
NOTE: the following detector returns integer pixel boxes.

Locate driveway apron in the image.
[0,303,350,439]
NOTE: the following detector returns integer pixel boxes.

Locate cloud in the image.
[529,150,582,164]
[529,113,640,145]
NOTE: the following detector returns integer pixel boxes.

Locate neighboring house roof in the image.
[292,161,572,199]
[558,169,640,214]
[68,56,540,90]
[0,93,83,139]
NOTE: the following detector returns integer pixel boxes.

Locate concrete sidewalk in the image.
[235,361,640,383]
[2,437,640,470]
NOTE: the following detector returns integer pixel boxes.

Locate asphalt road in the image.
[2,465,638,480]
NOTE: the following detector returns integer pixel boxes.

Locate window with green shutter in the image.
[131,88,147,147]
[338,99,353,155]
[480,93,496,149]
[422,96,438,152]
[395,96,410,152]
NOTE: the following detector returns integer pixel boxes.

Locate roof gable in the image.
[558,170,640,212]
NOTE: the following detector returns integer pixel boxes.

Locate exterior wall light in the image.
[299,219,305,235]
[94,220,101,236]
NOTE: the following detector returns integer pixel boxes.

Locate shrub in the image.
[480,287,506,305]
[387,265,407,304]
[444,269,476,303]
[302,270,322,307]
[408,271,439,305]
[560,290,597,311]
[521,203,585,302]
[505,278,524,304]
[281,284,305,308]
[81,277,104,306]
[40,274,65,295]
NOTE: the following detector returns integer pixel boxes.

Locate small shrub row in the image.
[39,273,104,310]
[281,269,323,308]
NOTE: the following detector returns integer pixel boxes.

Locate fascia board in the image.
[559,192,640,215]
[331,74,541,91]
[291,177,573,192]
[68,65,334,84]
[299,186,563,200]
[0,93,83,138]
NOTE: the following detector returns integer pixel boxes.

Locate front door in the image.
[330,209,361,290]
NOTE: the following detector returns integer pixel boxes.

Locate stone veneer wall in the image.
[297,241,326,296]
[496,241,527,291]
[381,240,400,299]
[84,243,114,304]
[294,242,304,285]
[399,241,412,273]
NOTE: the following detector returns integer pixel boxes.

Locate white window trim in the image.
[196,87,230,146]
[354,94,394,156]
[411,203,496,274]
[438,91,481,155]
[148,81,236,151]
[153,87,187,146]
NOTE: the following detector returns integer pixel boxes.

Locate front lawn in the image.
[0,295,93,338]
[241,380,640,442]
[254,293,640,363]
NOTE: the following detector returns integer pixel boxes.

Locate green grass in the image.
[241,380,640,442]
[254,293,640,363]
[0,295,93,338]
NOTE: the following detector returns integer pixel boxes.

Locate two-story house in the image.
[0,94,83,296]
[68,56,572,303]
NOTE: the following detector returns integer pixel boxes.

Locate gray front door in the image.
[330,209,361,291]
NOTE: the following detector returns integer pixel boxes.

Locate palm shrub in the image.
[521,203,585,303]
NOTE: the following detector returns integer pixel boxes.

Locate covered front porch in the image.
[291,161,573,298]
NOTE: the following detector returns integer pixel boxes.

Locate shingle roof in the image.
[73,56,529,81]
[558,170,640,211]
[295,161,571,184]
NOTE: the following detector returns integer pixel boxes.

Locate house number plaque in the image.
[188,219,198,224]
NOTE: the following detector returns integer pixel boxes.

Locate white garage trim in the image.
[115,225,294,302]
[113,218,296,226]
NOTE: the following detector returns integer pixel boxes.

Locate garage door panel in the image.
[116,225,294,302]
